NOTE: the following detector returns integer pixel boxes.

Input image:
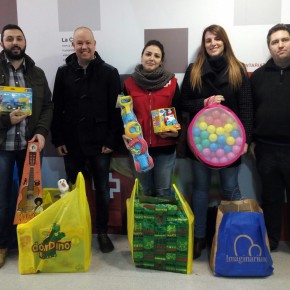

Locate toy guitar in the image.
[17,152,40,212]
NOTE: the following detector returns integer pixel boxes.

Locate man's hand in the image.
[57,145,68,156]
[29,134,45,151]
[102,146,113,154]
[9,108,28,125]
[249,142,256,159]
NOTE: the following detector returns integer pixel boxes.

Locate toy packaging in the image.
[117,95,154,173]
[14,141,43,224]
[151,107,181,133]
[187,104,246,168]
[0,86,32,115]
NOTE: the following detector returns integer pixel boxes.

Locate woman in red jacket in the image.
[123,40,180,197]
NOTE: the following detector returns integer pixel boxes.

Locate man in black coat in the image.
[51,26,122,253]
[250,23,290,251]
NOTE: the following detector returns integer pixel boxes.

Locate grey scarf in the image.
[132,64,174,91]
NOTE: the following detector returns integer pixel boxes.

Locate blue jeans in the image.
[135,151,176,197]
[64,152,111,233]
[191,160,241,238]
[0,150,26,248]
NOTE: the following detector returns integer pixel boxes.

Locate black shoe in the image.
[270,242,278,251]
[194,237,206,260]
[98,233,114,253]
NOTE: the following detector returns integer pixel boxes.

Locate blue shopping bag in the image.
[210,199,273,277]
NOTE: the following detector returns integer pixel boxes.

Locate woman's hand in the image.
[204,95,225,106]
[157,129,178,139]
[122,134,132,150]
[241,143,248,155]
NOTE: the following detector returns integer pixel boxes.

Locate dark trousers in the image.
[64,152,111,234]
[0,150,26,248]
[255,143,290,247]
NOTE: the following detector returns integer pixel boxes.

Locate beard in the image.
[3,45,26,60]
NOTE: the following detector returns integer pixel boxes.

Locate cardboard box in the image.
[0,86,32,115]
[151,107,181,133]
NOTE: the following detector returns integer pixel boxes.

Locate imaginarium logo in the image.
[32,223,71,259]
[226,234,268,264]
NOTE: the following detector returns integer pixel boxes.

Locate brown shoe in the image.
[0,248,8,268]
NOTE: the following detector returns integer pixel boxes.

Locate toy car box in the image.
[0,86,32,115]
[151,107,181,133]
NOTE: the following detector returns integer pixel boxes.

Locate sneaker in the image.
[97,234,114,253]
[0,248,8,268]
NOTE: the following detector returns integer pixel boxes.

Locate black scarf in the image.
[132,64,174,91]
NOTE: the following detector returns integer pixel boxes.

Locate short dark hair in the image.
[267,23,290,46]
[1,24,25,42]
[142,40,165,61]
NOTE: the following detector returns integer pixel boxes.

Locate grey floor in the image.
[1,235,290,290]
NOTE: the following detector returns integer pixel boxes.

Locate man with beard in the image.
[0,24,53,268]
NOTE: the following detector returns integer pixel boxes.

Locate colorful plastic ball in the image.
[231,129,240,138]
[216,148,225,157]
[212,110,220,118]
[220,113,228,123]
[193,127,201,136]
[217,135,226,144]
[219,156,228,163]
[226,136,235,145]
[205,115,214,124]
[216,127,224,135]
[209,133,218,142]
[202,148,211,156]
[211,157,219,163]
[199,116,205,122]
[227,152,236,160]
[209,143,218,152]
[232,122,238,130]
[199,122,208,130]
[194,136,201,144]
[207,125,216,134]
[235,136,243,146]
[223,145,232,153]
[213,119,223,127]
[232,145,241,154]
[224,123,233,133]
[196,144,203,152]
[200,130,209,139]
[201,139,210,148]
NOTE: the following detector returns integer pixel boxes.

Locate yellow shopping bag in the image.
[17,172,92,274]
[127,179,194,274]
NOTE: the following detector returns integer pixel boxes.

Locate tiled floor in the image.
[1,235,290,290]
